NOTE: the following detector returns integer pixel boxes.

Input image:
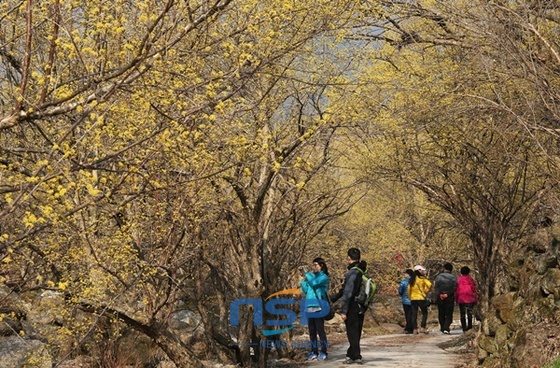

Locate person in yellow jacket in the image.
[407,265,432,334]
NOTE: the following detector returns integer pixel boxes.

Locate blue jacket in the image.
[398,276,411,305]
[300,270,329,308]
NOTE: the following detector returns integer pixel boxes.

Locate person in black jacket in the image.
[433,262,458,334]
[331,248,367,365]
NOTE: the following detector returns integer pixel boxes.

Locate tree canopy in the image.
[1,0,559,366]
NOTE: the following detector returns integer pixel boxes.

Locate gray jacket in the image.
[434,271,457,295]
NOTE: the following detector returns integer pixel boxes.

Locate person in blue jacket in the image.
[300,257,330,361]
[398,269,414,334]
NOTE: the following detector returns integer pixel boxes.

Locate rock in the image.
[169,309,204,332]
[477,345,488,361]
[0,318,22,337]
[541,268,560,296]
[0,336,51,368]
[535,254,558,275]
[494,324,510,346]
[484,314,502,336]
[478,335,499,354]
[491,292,515,324]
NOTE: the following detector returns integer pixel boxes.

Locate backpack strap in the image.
[351,266,366,275]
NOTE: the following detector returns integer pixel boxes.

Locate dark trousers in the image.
[308,317,327,354]
[459,303,475,332]
[410,300,429,329]
[344,303,364,360]
[437,294,455,332]
[403,304,414,332]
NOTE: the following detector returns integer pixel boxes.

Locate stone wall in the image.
[477,227,560,367]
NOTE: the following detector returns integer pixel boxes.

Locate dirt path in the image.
[302,330,475,367]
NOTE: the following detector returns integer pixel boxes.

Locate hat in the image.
[413,265,426,272]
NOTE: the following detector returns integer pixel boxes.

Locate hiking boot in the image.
[317,352,327,361]
[307,352,318,360]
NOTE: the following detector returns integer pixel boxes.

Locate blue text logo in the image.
[230,288,331,336]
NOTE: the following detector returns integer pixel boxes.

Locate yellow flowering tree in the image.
[0,0,377,366]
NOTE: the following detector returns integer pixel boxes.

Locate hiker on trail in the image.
[407,265,432,334]
[433,262,458,334]
[331,247,367,365]
[455,266,478,332]
[398,268,414,334]
[300,257,330,361]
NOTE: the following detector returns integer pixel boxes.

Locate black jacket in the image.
[331,260,367,314]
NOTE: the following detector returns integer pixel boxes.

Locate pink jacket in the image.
[455,275,478,304]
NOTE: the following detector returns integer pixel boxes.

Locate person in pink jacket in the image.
[455,266,478,332]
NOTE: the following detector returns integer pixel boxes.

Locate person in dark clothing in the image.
[331,248,367,365]
[398,268,414,334]
[433,262,458,334]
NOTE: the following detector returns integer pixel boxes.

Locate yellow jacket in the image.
[408,276,432,301]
